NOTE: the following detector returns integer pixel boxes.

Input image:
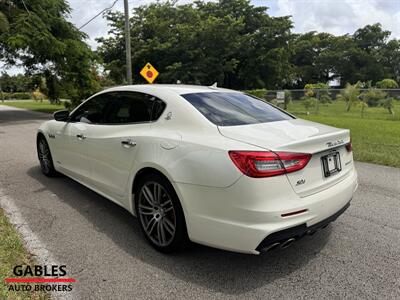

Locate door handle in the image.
[121,139,137,148]
[76,134,86,140]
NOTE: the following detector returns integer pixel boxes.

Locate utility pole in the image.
[124,0,133,84]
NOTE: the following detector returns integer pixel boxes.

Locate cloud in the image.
[274,0,400,38]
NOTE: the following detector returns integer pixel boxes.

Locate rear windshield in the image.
[181,92,293,126]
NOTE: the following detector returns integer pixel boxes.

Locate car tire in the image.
[37,135,58,177]
[135,173,188,253]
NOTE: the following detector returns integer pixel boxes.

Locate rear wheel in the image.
[37,135,58,177]
[135,173,188,253]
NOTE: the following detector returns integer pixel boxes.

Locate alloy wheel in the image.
[138,182,176,247]
[38,139,51,174]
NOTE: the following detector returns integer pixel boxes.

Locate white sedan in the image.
[37,85,358,254]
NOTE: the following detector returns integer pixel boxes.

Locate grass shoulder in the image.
[0,208,49,299]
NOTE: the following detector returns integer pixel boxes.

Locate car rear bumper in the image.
[175,167,358,254]
[256,200,350,252]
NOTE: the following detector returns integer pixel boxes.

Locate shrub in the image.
[244,89,267,100]
[376,79,398,89]
[380,97,395,115]
[301,97,317,114]
[32,89,46,101]
[362,88,387,107]
[2,92,32,100]
[304,83,331,104]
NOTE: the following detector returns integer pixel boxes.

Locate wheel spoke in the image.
[163,217,175,235]
[154,183,161,204]
[139,204,153,211]
[161,199,172,208]
[145,217,157,234]
[157,221,166,245]
[142,185,155,206]
[164,206,174,213]
[162,218,174,235]
[139,209,154,216]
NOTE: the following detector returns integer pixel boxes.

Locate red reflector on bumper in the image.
[281,209,308,217]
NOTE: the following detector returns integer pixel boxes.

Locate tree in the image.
[337,82,361,112]
[97,0,293,89]
[290,32,340,87]
[290,23,399,88]
[0,0,99,107]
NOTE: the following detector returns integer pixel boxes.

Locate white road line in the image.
[0,189,80,300]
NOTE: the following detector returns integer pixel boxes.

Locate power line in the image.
[78,0,119,30]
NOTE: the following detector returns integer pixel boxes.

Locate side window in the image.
[70,95,108,124]
[151,97,166,120]
[103,92,166,124]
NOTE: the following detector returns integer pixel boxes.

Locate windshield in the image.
[181,92,293,126]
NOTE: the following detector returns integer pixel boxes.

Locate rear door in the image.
[85,91,166,203]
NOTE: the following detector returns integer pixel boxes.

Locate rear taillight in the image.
[345,139,352,152]
[229,151,311,178]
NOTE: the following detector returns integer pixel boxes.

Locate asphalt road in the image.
[1,105,399,299]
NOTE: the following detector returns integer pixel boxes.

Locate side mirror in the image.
[53,110,70,122]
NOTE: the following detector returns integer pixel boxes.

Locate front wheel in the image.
[135,173,188,253]
[37,135,58,177]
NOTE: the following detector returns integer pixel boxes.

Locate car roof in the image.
[101,84,239,96]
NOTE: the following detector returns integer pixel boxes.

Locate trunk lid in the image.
[219,119,354,197]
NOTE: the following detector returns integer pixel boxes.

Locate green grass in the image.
[0,208,49,300]
[287,100,400,168]
[287,100,400,121]
[1,100,64,114]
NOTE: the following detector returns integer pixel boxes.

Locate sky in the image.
[2,0,400,75]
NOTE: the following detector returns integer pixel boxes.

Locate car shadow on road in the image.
[27,166,332,295]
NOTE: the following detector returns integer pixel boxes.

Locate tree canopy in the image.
[97,0,293,89]
[97,0,400,89]
[1,0,399,97]
[0,0,98,104]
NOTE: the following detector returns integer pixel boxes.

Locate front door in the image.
[60,94,108,181]
[84,91,164,204]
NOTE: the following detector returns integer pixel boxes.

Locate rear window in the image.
[181,92,293,126]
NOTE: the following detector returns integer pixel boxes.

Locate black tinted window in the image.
[182,92,293,126]
[71,92,166,124]
[104,92,166,124]
[70,95,107,124]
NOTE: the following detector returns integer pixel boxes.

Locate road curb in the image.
[0,189,80,300]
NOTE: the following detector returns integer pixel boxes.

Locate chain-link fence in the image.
[255,88,400,121]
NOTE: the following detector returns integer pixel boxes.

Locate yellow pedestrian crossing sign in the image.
[140,63,159,84]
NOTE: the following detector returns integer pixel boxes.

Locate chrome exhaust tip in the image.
[263,242,281,252]
[280,238,296,249]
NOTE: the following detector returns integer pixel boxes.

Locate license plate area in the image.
[321,152,342,177]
